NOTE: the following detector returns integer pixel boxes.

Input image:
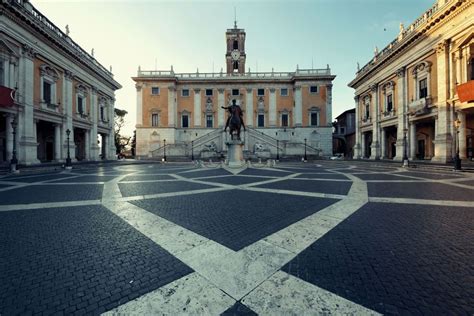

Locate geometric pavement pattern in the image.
[0,161,473,315]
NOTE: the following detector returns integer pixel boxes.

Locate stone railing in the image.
[361,117,372,125]
[7,0,113,78]
[137,68,331,79]
[356,0,443,77]
[382,110,397,119]
[409,97,432,115]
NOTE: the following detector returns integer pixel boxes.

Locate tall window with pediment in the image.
[308,107,320,126]
[40,64,59,109]
[151,113,159,127]
[412,61,431,100]
[75,84,88,117]
[364,97,370,120]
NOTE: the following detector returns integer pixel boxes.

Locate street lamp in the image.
[276,139,280,161]
[304,138,307,162]
[454,116,461,170]
[65,129,72,169]
[191,140,194,161]
[402,128,409,167]
[10,117,18,173]
[163,139,167,162]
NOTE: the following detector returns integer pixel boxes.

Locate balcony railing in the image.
[356,0,443,77]
[137,68,331,79]
[7,0,113,78]
[409,97,432,115]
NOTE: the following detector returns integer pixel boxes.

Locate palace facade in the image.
[133,23,335,160]
[0,0,121,166]
[349,0,473,162]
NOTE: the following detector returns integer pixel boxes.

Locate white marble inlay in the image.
[242,271,381,315]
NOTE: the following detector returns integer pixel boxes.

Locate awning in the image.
[0,85,15,107]
[457,80,474,103]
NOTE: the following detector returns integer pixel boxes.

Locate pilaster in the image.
[246,88,253,127]
[193,88,201,127]
[5,114,13,161]
[135,83,143,127]
[218,88,225,127]
[167,86,176,127]
[353,95,361,159]
[458,111,467,159]
[294,86,302,127]
[326,84,333,126]
[269,88,276,127]
[370,83,380,159]
[395,67,406,161]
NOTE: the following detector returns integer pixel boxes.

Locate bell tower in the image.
[226,19,246,75]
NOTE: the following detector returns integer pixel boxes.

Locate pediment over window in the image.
[149,107,161,113]
[381,81,395,91]
[257,97,265,110]
[0,37,19,58]
[40,64,60,81]
[412,61,432,76]
[453,32,474,50]
[308,106,320,112]
[75,83,88,95]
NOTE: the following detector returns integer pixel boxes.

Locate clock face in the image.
[231,50,240,61]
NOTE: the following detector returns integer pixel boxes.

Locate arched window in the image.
[233,61,239,71]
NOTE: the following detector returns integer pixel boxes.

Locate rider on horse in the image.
[222,99,246,132]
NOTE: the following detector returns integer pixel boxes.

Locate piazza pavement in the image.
[0,160,473,315]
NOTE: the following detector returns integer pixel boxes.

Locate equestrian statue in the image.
[222,99,246,140]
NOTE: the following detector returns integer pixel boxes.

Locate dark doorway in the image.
[391,142,396,159]
[46,141,54,161]
[418,140,425,160]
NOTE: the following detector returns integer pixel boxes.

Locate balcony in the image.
[409,97,432,116]
[361,117,372,125]
[456,80,474,103]
[382,109,397,119]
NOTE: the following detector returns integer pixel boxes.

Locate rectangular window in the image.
[281,114,288,127]
[151,87,160,95]
[182,115,189,128]
[182,89,189,97]
[205,89,213,96]
[100,106,105,121]
[43,81,51,103]
[78,96,84,114]
[257,88,265,96]
[419,78,427,98]
[387,94,393,112]
[232,89,240,96]
[206,115,213,128]
[310,112,318,126]
[365,105,370,119]
[340,127,346,134]
[258,114,265,127]
[310,86,318,94]
[152,113,159,127]
[280,88,288,96]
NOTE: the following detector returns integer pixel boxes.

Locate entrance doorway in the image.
[418,140,425,160]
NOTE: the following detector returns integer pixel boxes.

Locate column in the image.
[19,44,39,164]
[217,89,225,127]
[395,67,406,161]
[294,86,302,127]
[193,89,201,127]
[84,130,90,160]
[459,111,467,159]
[246,88,253,127]
[409,122,416,159]
[361,132,366,158]
[353,96,361,158]
[64,70,75,160]
[135,83,143,127]
[108,98,116,159]
[167,86,176,127]
[269,88,276,127]
[370,83,380,159]
[326,84,333,126]
[5,115,13,161]
[54,124,61,161]
[432,40,452,162]
[90,86,99,160]
[381,128,386,159]
[9,59,16,89]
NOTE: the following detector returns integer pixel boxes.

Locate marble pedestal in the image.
[226,140,245,168]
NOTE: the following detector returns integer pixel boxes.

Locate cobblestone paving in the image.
[0,161,472,315]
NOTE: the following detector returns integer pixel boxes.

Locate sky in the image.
[32,0,435,137]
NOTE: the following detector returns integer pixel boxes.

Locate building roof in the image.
[335,108,355,121]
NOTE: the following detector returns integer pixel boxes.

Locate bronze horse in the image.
[223,101,246,140]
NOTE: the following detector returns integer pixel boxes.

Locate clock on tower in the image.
[226,22,246,75]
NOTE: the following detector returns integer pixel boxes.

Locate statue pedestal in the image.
[226,140,245,167]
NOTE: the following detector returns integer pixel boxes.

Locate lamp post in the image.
[191,140,194,161]
[304,138,307,162]
[454,116,461,170]
[65,129,72,169]
[276,139,280,161]
[163,139,167,162]
[402,128,409,167]
[10,117,18,173]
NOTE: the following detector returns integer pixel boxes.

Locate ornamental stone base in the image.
[226,140,245,168]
